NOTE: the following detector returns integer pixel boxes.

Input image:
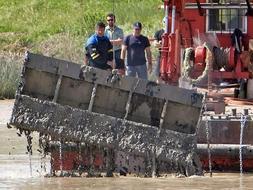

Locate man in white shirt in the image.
[105,13,125,74]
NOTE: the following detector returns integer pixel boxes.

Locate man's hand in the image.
[154,40,162,48]
[110,38,123,46]
[145,46,152,74]
[107,61,114,68]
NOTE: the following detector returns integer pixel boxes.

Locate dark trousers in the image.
[114,49,125,69]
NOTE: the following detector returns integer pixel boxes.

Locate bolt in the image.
[243,109,249,116]
[232,108,237,116]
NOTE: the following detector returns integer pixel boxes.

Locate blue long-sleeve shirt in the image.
[85,34,113,70]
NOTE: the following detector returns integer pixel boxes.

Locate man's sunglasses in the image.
[107,19,114,22]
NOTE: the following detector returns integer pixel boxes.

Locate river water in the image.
[0,100,252,190]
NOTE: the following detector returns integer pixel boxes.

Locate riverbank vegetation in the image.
[0,0,163,98]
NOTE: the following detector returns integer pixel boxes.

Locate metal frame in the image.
[205,7,248,33]
[185,1,249,33]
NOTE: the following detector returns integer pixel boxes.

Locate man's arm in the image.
[121,44,127,60]
[107,41,113,61]
[86,44,100,62]
[110,38,123,46]
[145,46,152,74]
[83,53,89,65]
[110,28,124,46]
[107,41,114,68]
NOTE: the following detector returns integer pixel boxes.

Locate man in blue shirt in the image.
[85,22,113,70]
[121,22,152,79]
[105,13,124,74]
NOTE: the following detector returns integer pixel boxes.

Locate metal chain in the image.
[195,93,207,135]
[196,92,213,177]
[239,114,247,175]
[59,139,63,176]
[205,120,212,177]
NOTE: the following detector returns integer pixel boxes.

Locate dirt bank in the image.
[0,99,14,125]
[0,99,41,155]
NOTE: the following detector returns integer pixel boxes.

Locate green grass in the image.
[0,53,22,99]
[0,0,163,53]
[0,0,164,98]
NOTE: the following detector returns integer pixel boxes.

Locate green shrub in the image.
[0,53,22,99]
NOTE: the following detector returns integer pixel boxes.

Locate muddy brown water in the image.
[0,100,253,190]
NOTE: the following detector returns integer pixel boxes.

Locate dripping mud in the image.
[8,95,203,177]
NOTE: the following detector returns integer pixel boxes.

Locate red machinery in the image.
[160,0,182,85]
[160,0,253,172]
[160,0,253,86]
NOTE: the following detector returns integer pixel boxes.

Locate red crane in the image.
[160,0,253,90]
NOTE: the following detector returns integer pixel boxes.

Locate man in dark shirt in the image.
[121,22,152,79]
[231,28,243,54]
[85,22,113,70]
[153,18,165,83]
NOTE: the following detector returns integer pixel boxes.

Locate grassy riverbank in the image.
[0,53,22,99]
[0,0,163,98]
[0,0,163,53]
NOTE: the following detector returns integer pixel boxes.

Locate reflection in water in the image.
[1,131,252,190]
[0,101,253,190]
[0,152,252,190]
[0,171,253,190]
[0,154,50,179]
